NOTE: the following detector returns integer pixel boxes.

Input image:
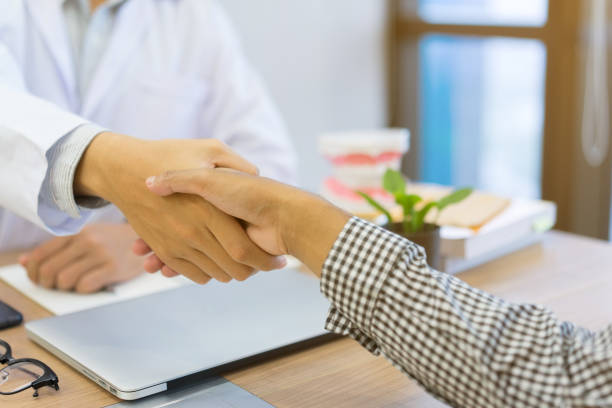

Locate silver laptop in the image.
[25,268,333,400]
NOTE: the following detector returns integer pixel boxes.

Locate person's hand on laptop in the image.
[134,168,350,278]
[74,133,286,284]
[20,223,143,293]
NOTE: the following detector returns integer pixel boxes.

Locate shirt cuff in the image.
[43,124,109,219]
[320,217,421,349]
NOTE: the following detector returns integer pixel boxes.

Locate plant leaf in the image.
[382,169,406,195]
[414,202,437,231]
[395,194,421,233]
[410,206,418,233]
[356,191,393,224]
[396,194,421,216]
[436,187,473,212]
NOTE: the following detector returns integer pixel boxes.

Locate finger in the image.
[144,253,164,273]
[75,265,114,294]
[208,211,286,274]
[132,239,152,256]
[38,241,88,289]
[164,258,212,285]
[56,256,107,291]
[146,169,268,223]
[146,168,214,197]
[211,147,259,176]
[185,244,234,283]
[161,265,180,278]
[18,254,28,266]
[194,242,252,282]
[25,236,72,284]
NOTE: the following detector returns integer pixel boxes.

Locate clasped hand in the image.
[133,167,351,281]
[75,134,287,285]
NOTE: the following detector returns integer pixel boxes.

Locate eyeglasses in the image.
[0,339,59,397]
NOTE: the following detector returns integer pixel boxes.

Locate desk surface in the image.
[1,230,611,408]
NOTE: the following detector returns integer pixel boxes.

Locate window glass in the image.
[417,0,548,27]
[419,35,546,198]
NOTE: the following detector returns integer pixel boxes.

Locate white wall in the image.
[222,1,389,191]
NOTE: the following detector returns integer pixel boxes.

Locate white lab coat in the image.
[0,0,296,251]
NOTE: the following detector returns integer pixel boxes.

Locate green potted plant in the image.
[357,169,472,269]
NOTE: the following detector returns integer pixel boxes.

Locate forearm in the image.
[282,191,351,275]
[318,217,612,407]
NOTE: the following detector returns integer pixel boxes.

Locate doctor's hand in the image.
[138,168,351,277]
[19,224,143,293]
[73,133,286,284]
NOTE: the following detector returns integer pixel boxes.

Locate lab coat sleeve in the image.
[42,124,110,219]
[200,1,298,185]
[0,42,102,235]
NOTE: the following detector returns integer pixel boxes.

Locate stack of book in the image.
[438,198,556,274]
[395,184,557,275]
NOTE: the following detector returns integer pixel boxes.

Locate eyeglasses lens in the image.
[0,343,6,356]
[0,362,44,394]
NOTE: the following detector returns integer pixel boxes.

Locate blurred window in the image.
[394,1,611,237]
[397,0,550,199]
[418,0,548,27]
[419,35,546,198]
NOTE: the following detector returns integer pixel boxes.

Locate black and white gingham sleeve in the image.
[320,216,612,407]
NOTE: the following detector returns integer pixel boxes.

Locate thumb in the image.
[146,169,209,197]
[146,168,254,221]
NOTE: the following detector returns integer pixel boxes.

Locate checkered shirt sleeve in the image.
[320,217,612,408]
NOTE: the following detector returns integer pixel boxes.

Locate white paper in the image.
[0,264,191,315]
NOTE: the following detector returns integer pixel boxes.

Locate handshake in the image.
[74,132,350,282]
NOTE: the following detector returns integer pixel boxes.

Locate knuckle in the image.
[228,244,250,263]
[207,139,227,158]
[56,275,73,291]
[76,235,95,250]
[160,170,174,181]
[38,265,54,279]
[182,226,203,246]
[208,138,224,150]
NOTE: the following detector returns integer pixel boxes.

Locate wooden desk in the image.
[1,230,611,407]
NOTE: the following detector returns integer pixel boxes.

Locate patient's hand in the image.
[73,133,286,284]
[137,168,350,277]
[20,224,143,293]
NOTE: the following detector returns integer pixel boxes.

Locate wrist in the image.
[74,132,150,205]
[278,190,311,255]
[281,191,351,276]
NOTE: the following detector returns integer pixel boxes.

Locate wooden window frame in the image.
[387,0,612,239]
